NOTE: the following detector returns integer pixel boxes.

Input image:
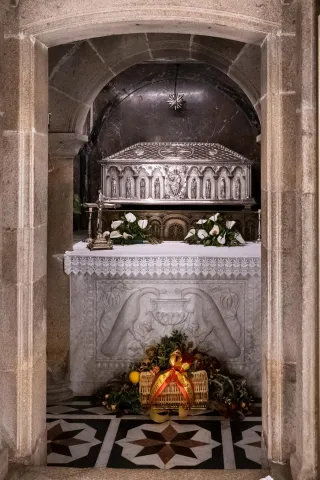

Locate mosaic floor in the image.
[47,397,262,469]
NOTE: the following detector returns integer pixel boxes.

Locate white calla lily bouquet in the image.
[105,212,161,245]
[184,213,245,247]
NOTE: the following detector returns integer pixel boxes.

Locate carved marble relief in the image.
[69,276,261,396]
[99,284,242,360]
[100,142,255,207]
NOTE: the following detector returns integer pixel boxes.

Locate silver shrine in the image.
[100,142,255,207]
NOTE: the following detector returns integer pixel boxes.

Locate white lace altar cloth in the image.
[65,242,261,396]
[64,241,261,278]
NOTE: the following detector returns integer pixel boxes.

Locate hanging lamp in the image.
[167,64,184,110]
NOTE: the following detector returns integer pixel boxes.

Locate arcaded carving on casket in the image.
[140,178,146,199]
[100,286,241,359]
[111,177,117,198]
[205,179,211,199]
[220,178,226,199]
[154,177,161,199]
[125,176,132,198]
[100,142,255,207]
[191,177,197,199]
[234,177,241,200]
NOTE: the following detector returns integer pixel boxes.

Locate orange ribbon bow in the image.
[149,349,194,408]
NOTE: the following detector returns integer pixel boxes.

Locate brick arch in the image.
[49,34,261,134]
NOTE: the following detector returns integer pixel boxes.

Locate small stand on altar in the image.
[84,189,120,250]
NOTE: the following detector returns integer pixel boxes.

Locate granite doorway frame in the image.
[0,2,318,480]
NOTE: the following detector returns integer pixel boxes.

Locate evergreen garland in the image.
[96,330,253,419]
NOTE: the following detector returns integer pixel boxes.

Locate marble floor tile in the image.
[46,397,262,470]
[47,419,110,467]
[47,406,80,415]
[230,421,262,468]
[107,419,224,469]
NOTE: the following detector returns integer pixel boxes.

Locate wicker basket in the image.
[139,370,208,409]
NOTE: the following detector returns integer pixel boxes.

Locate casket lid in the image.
[100,142,254,165]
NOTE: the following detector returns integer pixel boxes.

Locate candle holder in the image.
[84,207,93,243]
[84,189,120,250]
[256,209,261,243]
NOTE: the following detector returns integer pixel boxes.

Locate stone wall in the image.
[48,34,262,136]
[0,1,318,479]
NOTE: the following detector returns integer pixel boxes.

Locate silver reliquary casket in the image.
[100,142,255,207]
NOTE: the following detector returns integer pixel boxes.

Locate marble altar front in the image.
[64,242,261,396]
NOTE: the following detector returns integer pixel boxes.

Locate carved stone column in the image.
[261,2,319,478]
[47,133,87,402]
[290,1,318,479]
[1,24,48,470]
[0,5,17,477]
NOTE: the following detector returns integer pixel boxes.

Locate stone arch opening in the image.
[48,34,261,134]
[0,2,317,480]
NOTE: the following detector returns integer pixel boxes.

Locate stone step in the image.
[7,466,269,480]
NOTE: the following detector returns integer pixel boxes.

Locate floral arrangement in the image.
[103,212,161,245]
[184,213,245,247]
[96,330,253,419]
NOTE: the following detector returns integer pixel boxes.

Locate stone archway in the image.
[48,34,261,134]
[0,2,318,480]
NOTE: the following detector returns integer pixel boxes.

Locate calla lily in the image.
[197,229,209,240]
[102,231,110,238]
[209,213,220,222]
[217,234,226,245]
[226,220,236,229]
[125,212,136,223]
[110,231,122,238]
[209,225,220,236]
[123,232,133,239]
[111,220,123,229]
[196,219,207,225]
[138,219,148,229]
[235,232,245,244]
[185,229,196,240]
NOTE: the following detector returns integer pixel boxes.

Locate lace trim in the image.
[64,254,261,278]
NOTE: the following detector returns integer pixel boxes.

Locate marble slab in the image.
[65,243,261,396]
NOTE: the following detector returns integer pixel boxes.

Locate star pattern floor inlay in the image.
[116,421,220,468]
[47,419,105,466]
[47,397,262,469]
